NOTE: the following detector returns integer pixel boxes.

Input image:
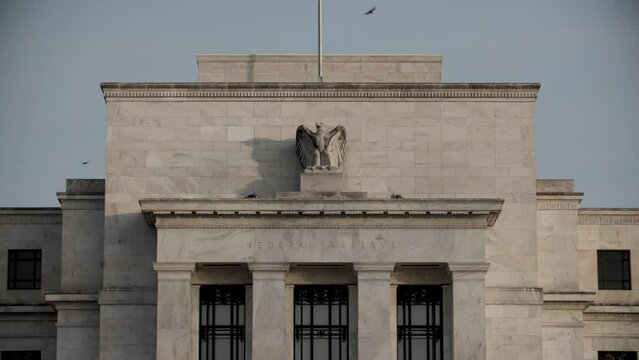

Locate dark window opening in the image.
[294,285,349,360]
[397,285,444,360]
[199,286,245,360]
[598,351,637,360]
[1,351,41,360]
[598,250,631,290]
[7,250,41,290]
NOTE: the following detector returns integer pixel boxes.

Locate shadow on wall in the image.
[103,211,157,288]
[238,138,301,198]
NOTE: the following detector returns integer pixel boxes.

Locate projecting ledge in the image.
[45,293,99,312]
[139,197,503,229]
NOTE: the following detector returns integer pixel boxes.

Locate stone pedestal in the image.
[354,263,395,360]
[153,263,195,360]
[249,263,290,360]
[300,170,345,192]
[542,293,594,360]
[449,263,490,360]
[45,294,99,360]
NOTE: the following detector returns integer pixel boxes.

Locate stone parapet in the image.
[196,54,443,83]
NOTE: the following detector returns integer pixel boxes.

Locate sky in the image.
[0,0,638,207]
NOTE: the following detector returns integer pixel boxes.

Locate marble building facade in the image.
[0,55,637,360]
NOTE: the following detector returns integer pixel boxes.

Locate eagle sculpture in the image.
[296,122,346,170]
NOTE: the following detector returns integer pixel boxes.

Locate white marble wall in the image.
[578,209,639,359]
[0,209,61,359]
[0,209,61,304]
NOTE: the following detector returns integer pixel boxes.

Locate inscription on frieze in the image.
[249,239,397,251]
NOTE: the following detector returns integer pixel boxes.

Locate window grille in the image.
[598,250,631,290]
[294,285,349,360]
[7,250,41,290]
[0,351,41,360]
[598,351,637,360]
[397,286,444,360]
[200,286,245,360]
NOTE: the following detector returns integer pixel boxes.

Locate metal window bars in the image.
[294,285,349,360]
[200,286,246,360]
[7,250,41,290]
[397,286,444,360]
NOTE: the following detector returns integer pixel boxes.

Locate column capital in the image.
[353,262,395,281]
[353,262,395,272]
[153,262,196,280]
[248,262,290,272]
[447,262,490,281]
[249,262,290,281]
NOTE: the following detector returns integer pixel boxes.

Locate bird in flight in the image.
[364,6,376,15]
[82,161,90,165]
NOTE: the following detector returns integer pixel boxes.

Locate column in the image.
[285,284,295,360]
[249,263,290,360]
[354,263,395,360]
[448,262,490,360]
[153,262,196,360]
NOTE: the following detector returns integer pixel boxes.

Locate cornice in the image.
[101,82,539,101]
[542,292,595,310]
[139,198,503,229]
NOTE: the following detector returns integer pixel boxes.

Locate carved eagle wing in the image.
[325,125,346,168]
[296,125,316,168]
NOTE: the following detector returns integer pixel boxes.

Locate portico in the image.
[142,197,500,360]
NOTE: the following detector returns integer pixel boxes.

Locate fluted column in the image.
[249,263,290,360]
[153,262,196,360]
[448,262,490,360]
[353,263,395,360]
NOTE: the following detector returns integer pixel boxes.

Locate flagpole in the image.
[318,0,323,82]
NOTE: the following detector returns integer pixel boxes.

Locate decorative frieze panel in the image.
[578,215,639,225]
[536,194,582,210]
[578,209,639,225]
[537,200,580,210]
[0,209,62,224]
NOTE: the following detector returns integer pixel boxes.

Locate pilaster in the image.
[353,263,395,360]
[153,262,196,360]
[448,262,490,360]
[249,263,290,360]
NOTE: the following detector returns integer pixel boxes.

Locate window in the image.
[0,351,41,360]
[200,286,245,360]
[397,286,444,360]
[598,250,631,290]
[7,250,41,290]
[294,285,349,360]
[598,351,637,360]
